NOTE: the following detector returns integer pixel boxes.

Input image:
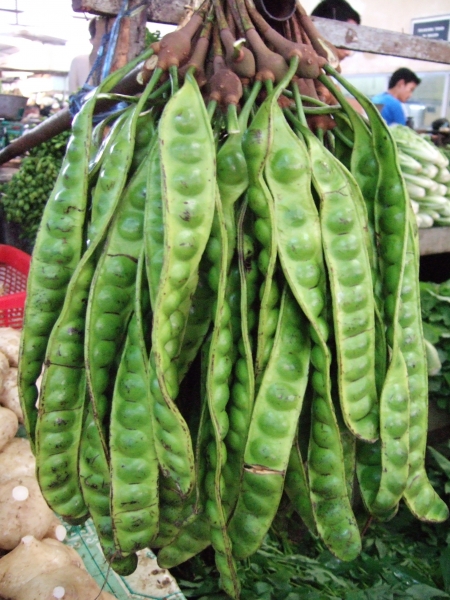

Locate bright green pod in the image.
[324,67,412,518]
[203,191,240,599]
[222,209,259,518]
[142,129,213,388]
[150,71,215,498]
[369,349,410,518]
[110,327,159,553]
[19,92,98,449]
[85,128,155,454]
[242,96,280,382]
[79,404,137,575]
[18,47,155,448]
[401,215,448,523]
[267,100,361,562]
[298,124,378,443]
[318,78,386,397]
[228,287,310,560]
[110,253,159,553]
[35,271,93,522]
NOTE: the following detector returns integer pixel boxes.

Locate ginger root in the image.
[0,476,58,550]
[0,437,35,486]
[0,367,23,422]
[0,536,116,600]
[0,327,21,367]
[0,406,18,451]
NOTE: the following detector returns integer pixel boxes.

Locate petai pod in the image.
[79,403,138,574]
[325,66,411,518]
[242,95,280,382]
[35,105,153,523]
[110,250,160,554]
[401,213,448,522]
[203,190,240,599]
[298,122,378,443]
[149,71,216,498]
[317,76,387,397]
[268,98,361,562]
[18,48,155,447]
[222,205,259,517]
[84,77,159,455]
[228,286,310,560]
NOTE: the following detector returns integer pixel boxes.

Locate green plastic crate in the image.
[65,519,187,600]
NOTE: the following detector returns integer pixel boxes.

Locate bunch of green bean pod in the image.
[18,4,448,596]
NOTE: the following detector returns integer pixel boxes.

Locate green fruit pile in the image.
[1,131,69,246]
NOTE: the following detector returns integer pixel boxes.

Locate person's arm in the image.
[68,55,90,93]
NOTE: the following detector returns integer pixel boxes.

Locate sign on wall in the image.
[411,15,450,41]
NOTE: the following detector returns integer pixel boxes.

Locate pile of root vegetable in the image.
[17,0,449,598]
[0,328,116,600]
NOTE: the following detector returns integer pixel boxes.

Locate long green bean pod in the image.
[79,403,138,574]
[267,98,361,561]
[241,85,283,382]
[149,70,216,498]
[85,76,160,456]
[295,120,378,443]
[401,213,448,522]
[222,205,259,516]
[324,66,411,518]
[18,48,155,447]
[228,286,310,559]
[203,190,240,599]
[317,76,387,396]
[171,84,259,423]
[110,250,160,554]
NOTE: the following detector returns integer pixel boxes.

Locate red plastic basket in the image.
[0,244,31,329]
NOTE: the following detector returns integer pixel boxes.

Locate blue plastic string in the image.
[100,0,129,81]
[69,0,133,119]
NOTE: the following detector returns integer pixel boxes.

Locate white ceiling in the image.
[0,0,175,75]
[0,0,94,73]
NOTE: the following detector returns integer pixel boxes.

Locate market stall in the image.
[2,1,450,599]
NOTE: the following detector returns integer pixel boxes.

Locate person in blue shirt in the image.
[372,68,421,126]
